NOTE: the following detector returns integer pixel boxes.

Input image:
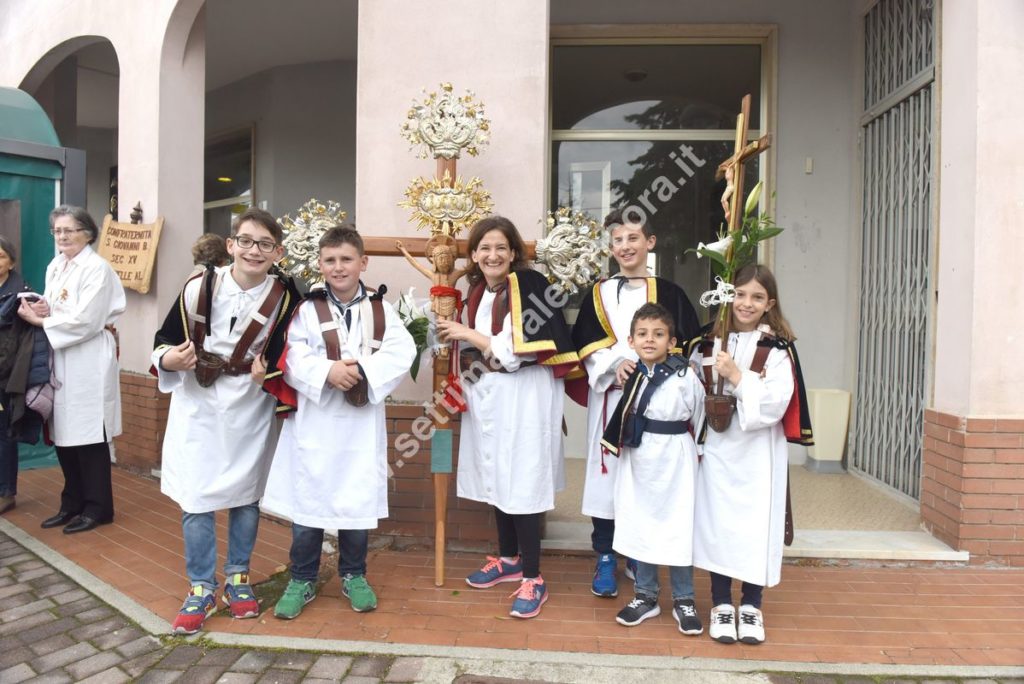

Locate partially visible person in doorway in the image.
[191,233,230,273]
[18,205,127,534]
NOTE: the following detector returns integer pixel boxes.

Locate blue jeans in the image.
[634,560,695,601]
[181,503,260,590]
[289,523,368,582]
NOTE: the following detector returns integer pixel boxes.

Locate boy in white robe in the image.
[569,208,700,598]
[600,303,705,635]
[262,225,415,619]
[153,209,297,635]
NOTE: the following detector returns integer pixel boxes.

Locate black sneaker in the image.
[672,598,703,635]
[615,595,661,626]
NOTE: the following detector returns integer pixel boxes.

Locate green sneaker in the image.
[342,574,377,612]
[273,579,316,620]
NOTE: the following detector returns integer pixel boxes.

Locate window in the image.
[204,127,254,236]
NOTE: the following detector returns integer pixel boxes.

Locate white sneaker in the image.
[737,604,765,644]
[709,603,737,643]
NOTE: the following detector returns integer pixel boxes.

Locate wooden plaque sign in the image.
[97,214,163,294]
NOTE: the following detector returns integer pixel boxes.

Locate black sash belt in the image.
[637,418,691,435]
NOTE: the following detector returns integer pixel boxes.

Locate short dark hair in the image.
[604,207,652,238]
[318,224,364,255]
[630,302,675,337]
[231,208,284,244]
[191,233,229,267]
[50,205,99,244]
[0,236,17,264]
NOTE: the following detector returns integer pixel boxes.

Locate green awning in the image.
[0,87,60,147]
[0,154,62,180]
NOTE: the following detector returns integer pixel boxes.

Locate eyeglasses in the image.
[232,235,278,253]
[50,228,87,237]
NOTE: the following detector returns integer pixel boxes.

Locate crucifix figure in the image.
[716,94,771,231]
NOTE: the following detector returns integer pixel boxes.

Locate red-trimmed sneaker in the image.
[223,573,260,619]
[509,576,548,619]
[171,585,216,635]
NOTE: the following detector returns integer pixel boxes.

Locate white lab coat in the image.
[456,288,566,515]
[690,330,794,587]
[261,293,415,529]
[153,267,283,513]
[42,245,126,447]
[612,367,705,567]
[580,280,647,519]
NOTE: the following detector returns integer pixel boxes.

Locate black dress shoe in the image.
[62,515,111,534]
[41,510,77,529]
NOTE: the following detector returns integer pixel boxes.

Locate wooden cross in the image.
[716,94,771,233]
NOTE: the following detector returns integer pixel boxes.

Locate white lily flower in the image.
[696,235,733,257]
[744,181,763,217]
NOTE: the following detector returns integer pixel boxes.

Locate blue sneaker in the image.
[591,553,618,597]
[624,557,638,581]
[509,576,548,618]
[466,556,523,588]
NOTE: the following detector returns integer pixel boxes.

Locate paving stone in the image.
[232,651,276,673]
[0,598,55,622]
[303,680,337,684]
[196,647,243,667]
[799,678,839,684]
[15,567,55,583]
[384,657,424,683]
[73,606,114,622]
[0,645,36,669]
[349,655,392,678]
[256,669,304,684]
[216,674,259,684]
[2,590,40,609]
[12,559,46,572]
[272,651,315,671]
[69,616,131,642]
[0,551,33,566]
[120,649,171,679]
[133,671,182,684]
[48,588,90,605]
[0,662,36,684]
[156,644,204,669]
[0,580,33,600]
[20,672,73,684]
[307,655,353,679]
[178,664,229,684]
[30,641,98,674]
[0,571,14,583]
[116,635,164,659]
[91,625,143,650]
[66,651,127,680]
[0,611,51,637]
[33,582,78,599]
[342,677,383,684]
[28,634,76,657]
[54,596,101,617]
[18,617,79,644]
[77,668,131,684]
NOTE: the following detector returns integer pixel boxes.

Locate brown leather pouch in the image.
[194,349,227,388]
[345,377,369,407]
[705,394,737,432]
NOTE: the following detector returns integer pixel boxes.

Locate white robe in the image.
[42,245,126,447]
[581,280,647,519]
[691,330,794,587]
[457,288,566,515]
[612,367,705,567]
[153,267,283,513]
[261,294,415,530]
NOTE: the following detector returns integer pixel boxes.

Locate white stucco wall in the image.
[934,0,1024,416]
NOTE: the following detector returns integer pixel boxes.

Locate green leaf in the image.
[757,226,784,240]
[697,248,728,268]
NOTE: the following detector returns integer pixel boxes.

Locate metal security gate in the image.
[851,0,935,499]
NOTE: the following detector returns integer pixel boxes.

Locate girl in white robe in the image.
[691,264,806,646]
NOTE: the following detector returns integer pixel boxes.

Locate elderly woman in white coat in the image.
[19,205,126,534]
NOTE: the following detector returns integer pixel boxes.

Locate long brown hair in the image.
[718,263,795,341]
[464,215,530,287]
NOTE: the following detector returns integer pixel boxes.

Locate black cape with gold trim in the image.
[150,265,300,414]
[567,276,700,405]
[465,268,580,379]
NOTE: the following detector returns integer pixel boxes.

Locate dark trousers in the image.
[591,516,615,554]
[55,442,114,521]
[289,523,369,583]
[494,507,542,578]
[709,571,764,609]
[0,405,17,497]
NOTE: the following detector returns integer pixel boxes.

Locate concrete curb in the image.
[4,517,1022,681]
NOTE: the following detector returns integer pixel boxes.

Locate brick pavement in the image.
[2,527,1024,683]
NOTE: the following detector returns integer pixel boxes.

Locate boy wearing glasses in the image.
[152,208,298,634]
